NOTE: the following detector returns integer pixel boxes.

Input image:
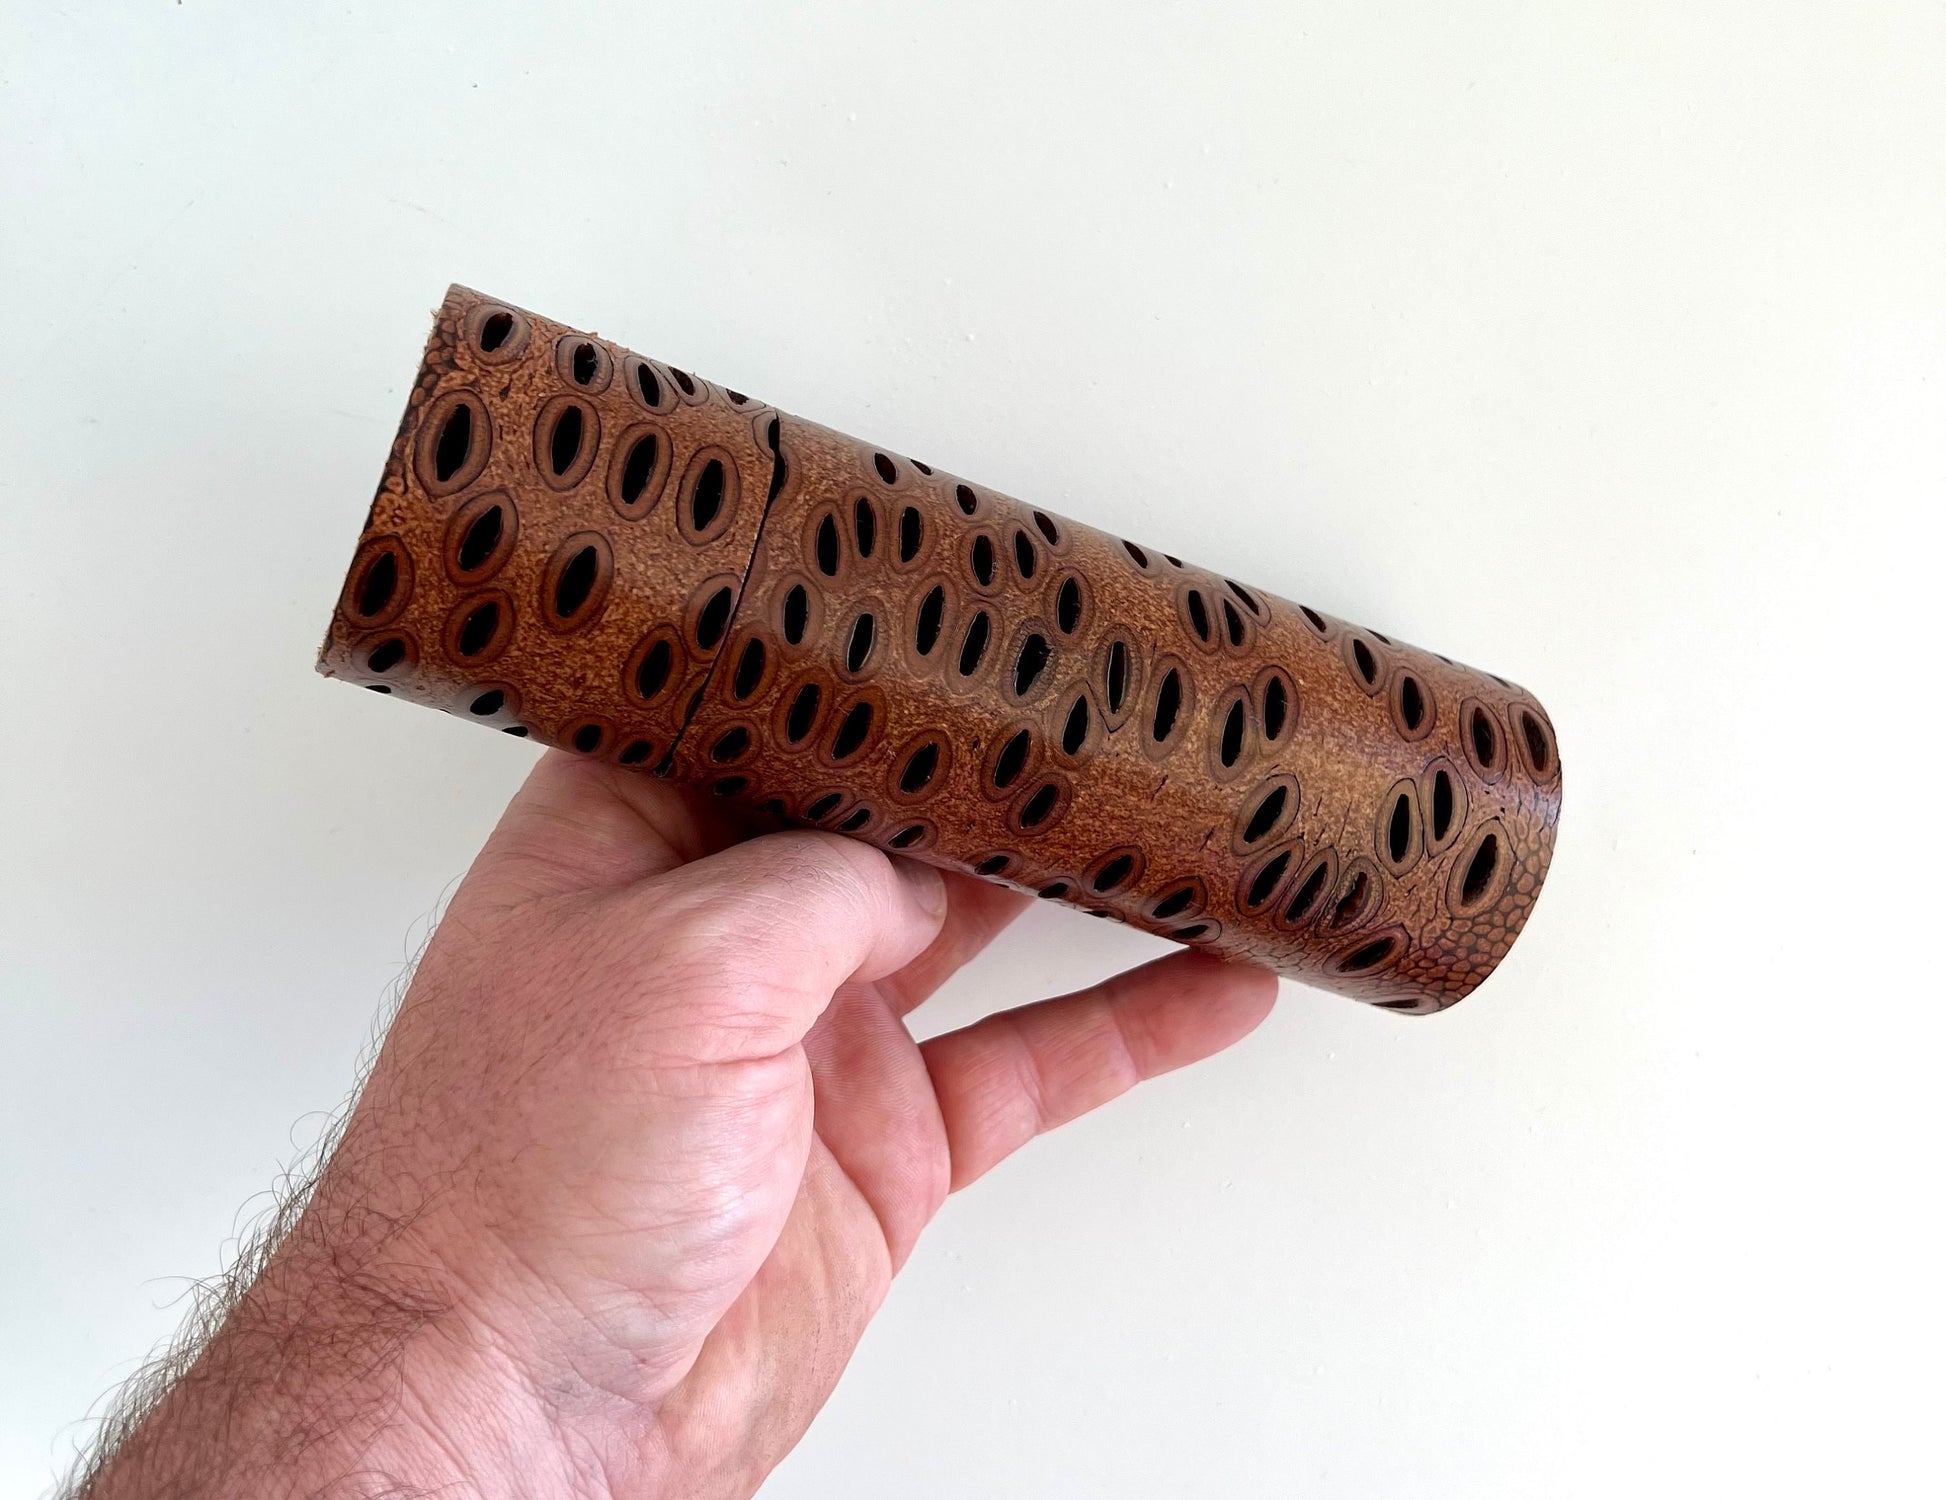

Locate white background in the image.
[3,3,1942,1495]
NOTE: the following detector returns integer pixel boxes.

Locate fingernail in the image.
[895,857,948,919]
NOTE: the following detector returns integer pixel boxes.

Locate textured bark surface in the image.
[320,287,1562,1013]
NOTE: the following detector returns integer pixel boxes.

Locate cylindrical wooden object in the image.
[320,287,1561,1014]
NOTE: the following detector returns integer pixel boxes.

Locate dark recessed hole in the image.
[1165,554,1183,568]
[1285,862,1330,924]
[1461,834,1500,906]
[899,741,940,794]
[1033,511,1060,546]
[1352,639,1378,684]
[1105,641,1128,713]
[1123,540,1149,568]
[636,364,662,406]
[1013,531,1038,579]
[1300,605,1327,634]
[1371,631,1391,645]
[367,637,405,674]
[727,390,749,406]
[502,725,528,737]
[1341,937,1396,973]
[898,506,922,563]
[457,601,499,658]
[873,452,897,484]
[1038,882,1069,900]
[479,312,513,352]
[695,586,734,650]
[573,724,603,753]
[914,585,946,655]
[1432,769,1456,841]
[1242,786,1286,844]
[816,514,841,576]
[1093,855,1135,892]
[958,611,992,675]
[1261,675,1289,740]
[1151,886,1197,920]
[971,534,996,586]
[434,403,473,482]
[1173,923,1210,941]
[1247,850,1291,908]
[1062,696,1089,755]
[784,683,821,743]
[1186,591,1211,642]
[715,776,750,798]
[765,417,787,503]
[571,342,598,384]
[910,458,932,475]
[846,613,877,673]
[670,367,696,396]
[1019,782,1060,828]
[1225,579,1261,615]
[782,585,810,645]
[807,792,842,820]
[357,552,398,617]
[1219,700,1246,767]
[853,496,876,558]
[1388,792,1413,863]
[994,729,1031,789]
[1471,707,1500,769]
[840,807,871,831]
[955,483,978,514]
[553,545,600,619]
[1520,710,1553,773]
[761,798,787,817]
[1151,669,1182,742]
[889,824,925,849]
[1330,872,1370,929]
[1013,632,1051,696]
[619,739,653,765]
[831,701,873,759]
[548,405,584,476]
[1399,675,1426,731]
[1056,577,1083,633]
[711,727,750,763]
[617,437,657,505]
[1222,598,1245,647]
[976,854,1011,876]
[690,460,725,532]
[635,639,673,699]
[731,638,766,700]
[458,506,504,571]
[468,689,504,716]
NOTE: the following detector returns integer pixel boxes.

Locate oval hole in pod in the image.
[541,533,613,632]
[627,632,679,703]
[913,584,948,658]
[730,638,768,701]
[782,681,823,744]
[1257,667,1294,743]
[1149,881,1204,921]
[447,493,517,583]
[853,496,877,558]
[1376,779,1422,874]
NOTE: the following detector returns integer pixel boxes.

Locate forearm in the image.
[73,1147,613,1500]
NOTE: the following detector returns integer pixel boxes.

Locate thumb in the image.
[593,829,950,1060]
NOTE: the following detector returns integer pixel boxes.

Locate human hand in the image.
[80,751,1275,1499]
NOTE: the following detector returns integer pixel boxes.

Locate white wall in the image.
[2,2,1941,1494]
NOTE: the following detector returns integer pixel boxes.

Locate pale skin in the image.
[76,751,1277,1499]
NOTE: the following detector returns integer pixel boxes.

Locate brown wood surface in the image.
[319,286,1561,1014]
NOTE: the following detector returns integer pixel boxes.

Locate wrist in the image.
[81,1177,627,1500]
